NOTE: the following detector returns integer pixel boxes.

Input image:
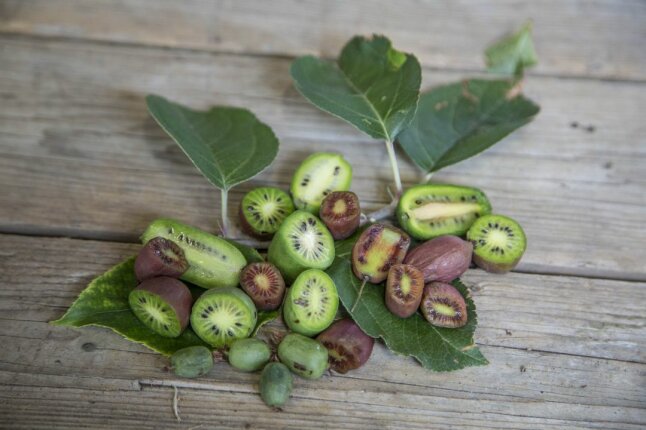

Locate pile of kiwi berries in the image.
[126,151,526,409]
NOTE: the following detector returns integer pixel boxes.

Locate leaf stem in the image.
[351,277,368,312]
[220,189,230,238]
[384,139,402,194]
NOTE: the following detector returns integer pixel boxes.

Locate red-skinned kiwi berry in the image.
[129,277,193,337]
[239,262,286,311]
[319,191,361,240]
[134,237,189,281]
[403,235,472,283]
[419,282,467,328]
[316,318,374,374]
[351,223,411,284]
[385,264,424,318]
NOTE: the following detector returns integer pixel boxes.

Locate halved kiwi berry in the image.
[239,187,295,240]
[419,282,467,328]
[290,152,352,214]
[141,219,247,289]
[397,184,492,240]
[128,277,192,338]
[319,191,361,240]
[316,318,374,374]
[283,269,339,337]
[351,223,411,284]
[385,264,424,318]
[267,210,335,283]
[190,287,257,348]
[134,236,189,281]
[239,262,286,311]
[467,214,527,273]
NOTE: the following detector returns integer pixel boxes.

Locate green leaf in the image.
[485,21,538,77]
[326,258,487,372]
[397,79,540,173]
[224,238,264,263]
[146,95,279,191]
[290,35,421,141]
[52,257,209,356]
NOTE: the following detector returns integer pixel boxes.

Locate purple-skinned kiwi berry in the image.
[128,277,193,337]
[319,191,361,240]
[466,214,527,273]
[385,264,424,318]
[239,262,286,311]
[419,282,467,328]
[239,187,295,240]
[351,223,411,284]
[316,318,374,373]
[403,235,473,283]
[134,237,189,281]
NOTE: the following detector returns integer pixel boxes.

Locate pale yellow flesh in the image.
[411,202,481,220]
[433,303,457,317]
[332,199,347,215]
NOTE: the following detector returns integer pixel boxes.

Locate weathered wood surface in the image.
[1,0,645,81]
[0,234,644,429]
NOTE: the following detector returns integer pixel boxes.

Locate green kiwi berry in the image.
[228,338,271,372]
[170,346,213,378]
[260,362,293,408]
[267,211,335,283]
[277,333,328,380]
[190,287,257,348]
[397,184,492,240]
[290,152,352,213]
[283,269,339,336]
[141,218,247,289]
[467,214,527,273]
[239,187,295,239]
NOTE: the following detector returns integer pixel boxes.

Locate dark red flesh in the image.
[419,282,467,328]
[135,277,193,331]
[316,318,374,374]
[319,191,361,240]
[240,262,286,311]
[134,237,189,281]
[385,264,424,318]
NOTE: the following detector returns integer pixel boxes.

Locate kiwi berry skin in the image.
[467,214,527,273]
[290,152,353,214]
[316,318,374,374]
[351,223,411,284]
[190,287,257,348]
[396,184,492,240]
[420,282,467,328]
[141,218,247,289]
[134,237,189,281]
[277,333,329,380]
[129,277,193,338]
[385,264,424,318]
[170,346,213,378]
[267,211,335,284]
[239,187,295,240]
[403,235,473,283]
[283,269,339,337]
[228,338,271,372]
[260,362,293,408]
[319,191,361,240]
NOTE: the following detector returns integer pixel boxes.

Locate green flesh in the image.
[267,211,335,283]
[129,290,181,338]
[467,214,526,265]
[241,187,295,236]
[141,219,247,289]
[283,269,339,336]
[397,184,492,240]
[190,287,257,348]
[290,153,352,213]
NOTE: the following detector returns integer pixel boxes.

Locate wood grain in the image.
[1,0,645,81]
[0,37,644,279]
[0,234,644,429]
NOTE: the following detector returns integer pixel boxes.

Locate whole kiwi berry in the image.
[228,338,271,372]
[260,362,293,408]
[170,346,213,378]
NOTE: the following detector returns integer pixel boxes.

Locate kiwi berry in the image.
[351,223,411,284]
[385,264,424,318]
[419,282,467,328]
[239,187,295,239]
[467,214,527,273]
[316,318,374,374]
[129,277,192,338]
[403,235,473,283]
[228,338,271,372]
[267,210,335,283]
[239,262,286,311]
[170,346,214,378]
[190,287,257,348]
[260,362,293,408]
[141,219,247,289]
[134,237,189,281]
[290,152,352,214]
[277,333,328,379]
[319,191,361,240]
[283,269,339,336]
[396,184,492,240]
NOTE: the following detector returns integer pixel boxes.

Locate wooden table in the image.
[1,1,644,428]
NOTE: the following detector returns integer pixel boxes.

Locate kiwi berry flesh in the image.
[134,237,189,281]
[141,218,247,289]
[239,187,295,240]
[403,235,473,283]
[267,210,335,283]
[170,346,214,378]
[385,264,424,318]
[277,333,329,379]
[316,318,374,374]
[467,214,527,273]
[351,223,411,283]
[283,269,339,337]
[319,191,361,240]
[190,287,257,348]
[397,184,492,240]
[420,282,467,328]
[129,277,193,338]
[239,262,286,311]
[290,152,352,214]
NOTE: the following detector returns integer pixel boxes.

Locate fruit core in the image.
[432,302,457,317]
[399,275,412,295]
[411,202,481,220]
[332,199,347,215]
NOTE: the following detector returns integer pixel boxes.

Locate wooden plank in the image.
[0,235,644,429]
[0,38,644,279]
[1,0,645,81]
